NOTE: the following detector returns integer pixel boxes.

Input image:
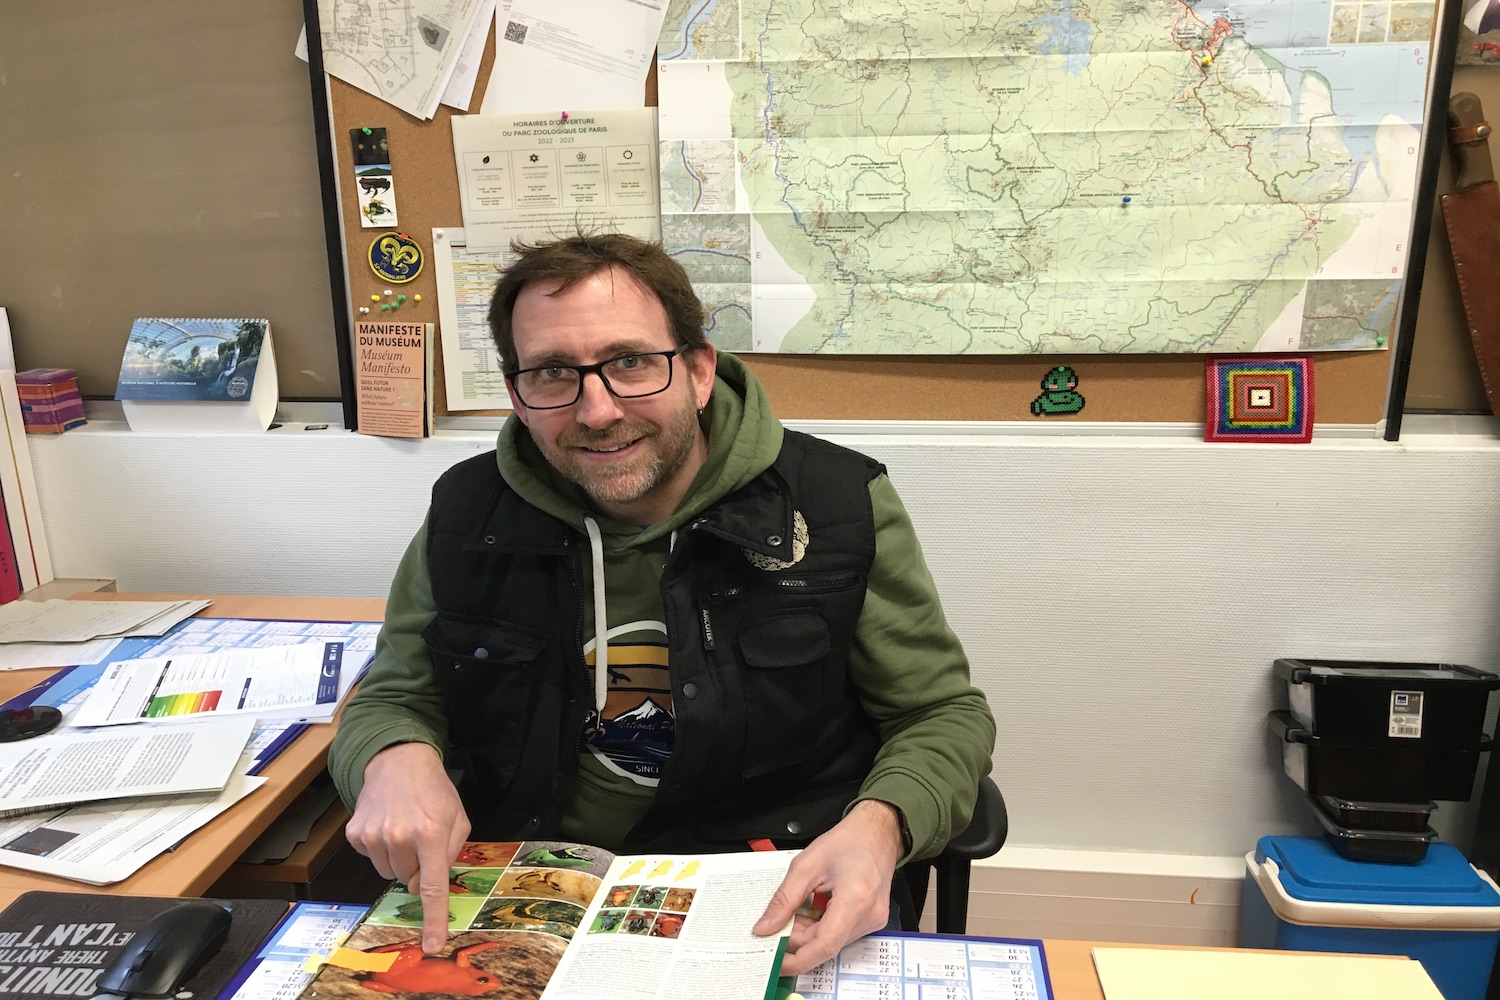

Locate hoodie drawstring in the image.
[584,516,609,715]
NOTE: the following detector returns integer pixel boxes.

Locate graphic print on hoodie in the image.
[582,622,674,785]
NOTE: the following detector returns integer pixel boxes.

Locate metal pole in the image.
[1384,0,1464,440]
[301,0,359,431]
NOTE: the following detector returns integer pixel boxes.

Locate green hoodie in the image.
[330,353,995,861]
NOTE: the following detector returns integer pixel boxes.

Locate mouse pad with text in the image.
[0,891,286,998]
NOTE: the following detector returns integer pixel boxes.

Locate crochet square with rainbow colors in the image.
[1205,355,1314,443]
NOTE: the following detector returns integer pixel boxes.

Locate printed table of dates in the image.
[796,934,1052,1000]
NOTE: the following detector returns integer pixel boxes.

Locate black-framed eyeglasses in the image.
[506,347,687,410]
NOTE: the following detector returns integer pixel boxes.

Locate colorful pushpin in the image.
[361,127,372,135]
[1200,53,1212,67]
[380,303,391,311]
[358,306,370,314]
[1122,195,1132,204]
[1376,336,1387,346]
[397,294,406,302]
[561,111,569,122]
[383,289,393,297]
[413,294,422,303]
[370,294,380,302]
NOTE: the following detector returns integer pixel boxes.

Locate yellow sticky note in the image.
[324,947,401,973]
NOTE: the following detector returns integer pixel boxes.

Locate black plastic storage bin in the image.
[1316,795,1437,832]
[1308,797,1437,864]
[1268,710,1492,801]
[1274,658,1500,745]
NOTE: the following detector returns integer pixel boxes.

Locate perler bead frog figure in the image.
[1030,365,1085,416]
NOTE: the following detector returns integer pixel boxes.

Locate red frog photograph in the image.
[299,926,567,1000]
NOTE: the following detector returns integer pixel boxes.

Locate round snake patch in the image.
[743,510,808,571]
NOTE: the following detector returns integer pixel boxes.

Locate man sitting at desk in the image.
[329,233,995,975]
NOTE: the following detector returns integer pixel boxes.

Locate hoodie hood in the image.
[496,350,784,542]
[498,350,783,714]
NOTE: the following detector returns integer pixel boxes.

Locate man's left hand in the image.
[753,799,906,976]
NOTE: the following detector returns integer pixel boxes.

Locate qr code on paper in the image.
[504,20,528,44]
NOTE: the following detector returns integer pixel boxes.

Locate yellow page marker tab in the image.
[300,931,356,974]
[326,947,401,973]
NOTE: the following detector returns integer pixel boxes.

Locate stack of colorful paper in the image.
[15,368,85,433]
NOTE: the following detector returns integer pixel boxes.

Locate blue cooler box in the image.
[1242,836,1500,1000]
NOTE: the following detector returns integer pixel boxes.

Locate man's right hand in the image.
[345,742,471,953]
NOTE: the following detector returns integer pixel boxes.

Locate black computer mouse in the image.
[96,900,232,999]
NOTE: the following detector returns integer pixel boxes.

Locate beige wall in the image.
[0,2,339,399]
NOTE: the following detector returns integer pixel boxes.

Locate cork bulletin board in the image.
[324,25,1464,426]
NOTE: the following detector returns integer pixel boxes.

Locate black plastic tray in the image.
[1315,794,1438,832]
[1275,658,1500,746]
[1269,710,1492,802]
[1309,796,1436,864]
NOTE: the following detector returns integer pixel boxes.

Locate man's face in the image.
[508,267,717,523]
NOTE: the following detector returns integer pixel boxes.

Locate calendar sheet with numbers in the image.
[794,932,1052,1000]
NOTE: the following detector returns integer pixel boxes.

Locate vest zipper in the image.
[774,571,859,592]
[566,539,589,782]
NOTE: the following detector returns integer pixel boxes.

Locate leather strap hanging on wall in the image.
[1440,92,1500,417]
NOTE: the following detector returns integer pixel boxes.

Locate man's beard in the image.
[535,400,701,509]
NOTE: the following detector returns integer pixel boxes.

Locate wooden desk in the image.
[0,593,384,908]
[1045,939,1124,1000]
[0,599,1386,995]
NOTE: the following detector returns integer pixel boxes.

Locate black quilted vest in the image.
[422,430,885,852]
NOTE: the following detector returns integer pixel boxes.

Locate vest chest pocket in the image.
[422,615,550,788]
[737,610,832,777]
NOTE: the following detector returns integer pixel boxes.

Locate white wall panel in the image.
[29,420,1500,860]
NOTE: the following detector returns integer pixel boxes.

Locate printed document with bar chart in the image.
[68,643,344,727]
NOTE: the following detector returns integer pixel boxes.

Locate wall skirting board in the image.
[27,416,1500,861]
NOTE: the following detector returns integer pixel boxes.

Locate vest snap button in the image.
[483,534,496,544]
[786,820,803,835]
[681,682,698,699]
[767,534,782,546]
[474,647,489,659]
[453,662,462,670]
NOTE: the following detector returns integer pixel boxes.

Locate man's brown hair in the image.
[487,233,707,370]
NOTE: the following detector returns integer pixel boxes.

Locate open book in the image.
[299,840,797,1000]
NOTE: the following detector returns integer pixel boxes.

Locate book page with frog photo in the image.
[299,840,613,1000]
